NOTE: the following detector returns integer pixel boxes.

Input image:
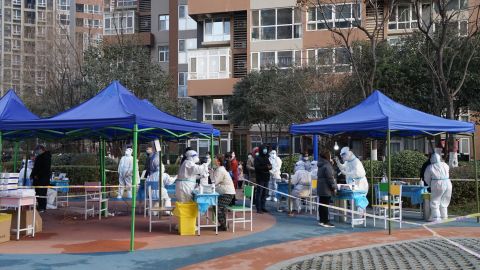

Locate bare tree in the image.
[412,0,480,166]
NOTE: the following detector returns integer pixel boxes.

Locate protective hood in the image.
[269,150,277,159]
[431,153,442,164]
[125,148,133,157]
[186,150,200,163]
[340,147,354,162]
[310,160,318,168]
[295,161,306,172]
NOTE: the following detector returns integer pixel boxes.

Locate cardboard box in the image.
[0,213,12,243]
[5,210,42,236]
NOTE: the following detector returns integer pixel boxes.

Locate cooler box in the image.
[173,202,198,236]
[0,213,12,243]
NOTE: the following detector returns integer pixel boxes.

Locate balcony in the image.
[189,0,248,16]
[103,32,154,46]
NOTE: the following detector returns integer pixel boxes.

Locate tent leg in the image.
[210,134,215,161]
[370,140,374,204]
[23,143,28,183]
[313,135,318,161]
[387,129,392,235]
[159,137,163,208]
[473,134,479,223]
[0,131,3,173]
[288,135,293,213]
[130,125,138,252]
[100,139,107,217]
[13,141,19,172]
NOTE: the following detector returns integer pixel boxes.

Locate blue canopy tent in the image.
[2,81,220,251]
[0,89,40,172]
[290,90,477,232]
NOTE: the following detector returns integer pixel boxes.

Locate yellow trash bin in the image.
[173,202,198,236]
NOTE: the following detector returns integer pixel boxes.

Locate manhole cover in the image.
[275,238,480,270]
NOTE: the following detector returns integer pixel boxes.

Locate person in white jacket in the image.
[211,154,236,231]
[118,148,134,199]
[176,150,210,202]
[289,169,312,214]
[335,147,369,192]
[267,150,282,202]
[424,153,452,221]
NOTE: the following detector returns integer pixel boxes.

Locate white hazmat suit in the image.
[118,148,134,199]
[176,150,210,202]
[290,169,312,212]
[147,152,176,207]
[18,159,33,187]
[424,153,452,221]
[267,150,282,201]
[295,155,312,173]
[336,147,369,192]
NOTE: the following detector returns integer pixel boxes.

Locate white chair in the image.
[84,182,108,220]
[144,181,159,217]
[148,185,173,232]
[373,184,403,229]
[227,185,255,233]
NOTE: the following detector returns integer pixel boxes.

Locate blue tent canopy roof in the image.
[290,90,475,137]
[3,81,219,140]
[0,89,39,123]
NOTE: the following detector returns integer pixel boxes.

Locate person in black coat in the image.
[317,150,337,227]
[254,144,272,214]
[30,145,52,212]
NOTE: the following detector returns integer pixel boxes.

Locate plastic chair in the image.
[226,185,255,233]
[148,185,173,232]
[372,183,402,229]
[84,182,108,220]
[144,181,159,217]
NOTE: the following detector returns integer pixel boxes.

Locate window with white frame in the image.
[13,25,21,35]
[158,46,169,62]
[13,9,21,20]
[117,0,136,8]
[178,38,197,64]
[37,26,46,36]
[104,11,135,35]
[12,70,20,80]
[178,5,197,30]
[13,55,21,65]
[307,4,361,30]
[13,0,21,5]
[459,138,470,155]
[84,19,100,28]
[188,48,230,80]
[251,135,262,149]
[38,0,47,7]
[58,0,70,11]
[251,50,301,70]
[307,48,351,73]
[178,72,187,97]
[444,0,468,11]
[188,133,231,156]
[204,18,230,42]
[38,11,46,21]
[252,8,301,40]
[85,5,100,14]
[389,4,418,30]
[13,39,21,49]
[203,98,228,121]
[158,15,169,31]
[58,14,70,25]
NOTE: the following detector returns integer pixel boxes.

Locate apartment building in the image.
[73,0,104,51]
[183,0,479,159]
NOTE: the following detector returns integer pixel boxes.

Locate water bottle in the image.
[381,176,387,183]
[419,180,424,187]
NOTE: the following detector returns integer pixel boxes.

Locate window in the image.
[85,5,100,14]
[104,11,135,35]
[13,9,21,20]
[178,72,187,97]
[307,48,351,73]
[38,11,46,21]
[37,26,46,36]
[13,55,21,65]
[251,50,301,70]
[251,135,262,149]
[13,39,21,49]
[178,5,197,30]
[178,38,197,64]
[58,14,69,25]
[445,0,468,11]
[13,70,20,80]
[189,133,231,156]
[188,48,230,80]
[85,19,100,28]
[459,138,470,155]
[13,25,21,35]
[204,18,230,42]
[117,0,136,8]
[203,98,228,121]
[58,0,70,11]
[76,4,84,12]
[389,4,418,30]
[38,0,47,7]
[158,46,169,62]
[158,15,169,31]
[252,8,301,40]
[307,4,361,30]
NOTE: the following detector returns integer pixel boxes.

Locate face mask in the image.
[262,149,268,155]
[303,156,308,161]
[146,149,152,155]
[255,152,259,157]
[248,155,252,159]
[193,156,200,164]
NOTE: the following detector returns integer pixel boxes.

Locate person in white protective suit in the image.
[146,151,176,208]
[424,153,452,221]
[18,159,34,187]
[295,153,312,173]
[176,150,210,202]
[118,148,134,199]
[289,165,312,215]
[267,150,282,202]
[335,147,369,192]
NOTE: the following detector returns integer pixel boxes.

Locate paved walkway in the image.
[0,203,479,270]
